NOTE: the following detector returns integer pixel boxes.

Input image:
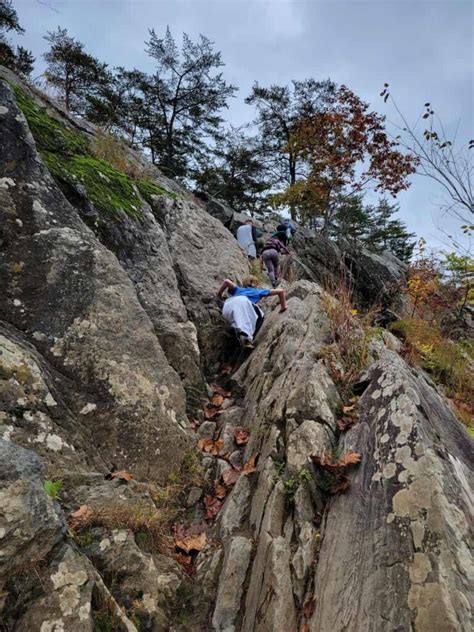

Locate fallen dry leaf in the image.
[211,383,232,398]
[242,454,258,474]
[204,494,223,520]
[198,438,224,456]
[342,404,356,414]
[222,467,241,487]
[234,427,250,445]
[336,416,357,432]
[68,504,93,527]
[311,450,361,472]
[190,418,201,430]
[110,470,133,482]
[330,476,351,494]
[303,598,316,619]
[175,553,194,572]
[337,451,362,467]
[214,483,227,499]
[203,406,220,420]
[211,393,225,407]
[174,531,207,553]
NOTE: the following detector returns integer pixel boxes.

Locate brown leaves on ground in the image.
[337,416,357,432]
[221,454,258,489]
[203,406,220,420]
[204,494,223,520]
[211,383,232,398]
[174,531,207,554]
[211,393,225,407]
[337,397,359,432]
[234,427,250,445]
[311,450,362,495]
[303,598,316,619]
[214,483,227,499]
[312,450,361,472]
[198,438,224,456]
[110,470,134,482]
[68,504,93,528]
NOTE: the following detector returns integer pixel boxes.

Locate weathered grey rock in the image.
[219,474,251,538]
[310,349,474,632]
[286,418,333,475]
[291,521,316,604]
[0,79,192,480]
[212,536,253,632]
[85,529,183,631]
[0,439,63,599]
[197,420,217,439]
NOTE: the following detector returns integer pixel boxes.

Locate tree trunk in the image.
[289,152,297,220]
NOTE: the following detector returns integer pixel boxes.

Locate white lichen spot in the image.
[80,403,97,415]
[372,472,382,482]
[113,530,128,543]
[398,469,409,483]
[32,331,47,341]
[32,199,48,215]
[46,434,64,452]
[142,593,158,613]
[396,431,409,445]
[0,106,9,115]
[411,521,425,549]
[382,462,397,479]
[380,433,390,444]
[371,389,381,400]
[45,393,57,407]
[58,584,81,616]
[51,562,88,590]
[387,513,395,524]
[0,177,15,189]
[78,602,91,620]
[2,425,14,441]
[15,218,23,227]
[0,527,6,538]
[40,620,65,632]
[13,299,22,307]
[99,538,111,551]
[409,552,432,584]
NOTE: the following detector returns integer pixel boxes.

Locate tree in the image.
[246,79,337,213]
[381,85,473,237]
[0,0,34,77]
[194,126,271,213]
[366,199,416,262]
[144,26,237,178]
[43,27,108,112]
[272,85,417,230]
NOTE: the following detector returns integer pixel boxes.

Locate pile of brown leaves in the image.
[336,398,359,432]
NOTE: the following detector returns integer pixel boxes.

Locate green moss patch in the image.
[137,178,177,203]
[13,85,88,156]
[13,86,143,220]
[43,153,143,219]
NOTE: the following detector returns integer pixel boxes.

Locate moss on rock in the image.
[13,86,143,220]
[13,85,88,156]
[137,178,177,203]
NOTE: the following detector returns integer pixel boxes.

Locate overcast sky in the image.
[11,0,474,250]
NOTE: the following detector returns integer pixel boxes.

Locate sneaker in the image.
[243,339,255,350]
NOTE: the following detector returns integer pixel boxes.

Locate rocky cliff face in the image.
[1,68,472,631]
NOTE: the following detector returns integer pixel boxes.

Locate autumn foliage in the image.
[272,85,417,223]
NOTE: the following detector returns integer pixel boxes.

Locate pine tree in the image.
[194,127,270,213]
[0,0,35,77]
[366,199,416,262]
[43,27,108,113]
[143,27,237,178]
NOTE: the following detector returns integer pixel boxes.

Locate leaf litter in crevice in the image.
[68,504,93,528]
[198,438,224,456]
[110,470,133,482]
[303,598,316,619]
[204,494,223,520]
[211,383,232,398]
[337,416,357,432]
[203,406,220,420]
[234,427,250,445]
[173,523,207,553]
[211,393,225,407]
[311,450,361,472]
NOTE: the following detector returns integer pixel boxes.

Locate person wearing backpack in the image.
[261,235,290,287]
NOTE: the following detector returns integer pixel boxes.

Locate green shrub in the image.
[43,479,62,500]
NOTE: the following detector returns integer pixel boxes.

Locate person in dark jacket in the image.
[260,235,290,287]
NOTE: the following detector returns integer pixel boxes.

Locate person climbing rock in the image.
[217,275,287,349]
[236,219,257,259]
[261,235,290,287]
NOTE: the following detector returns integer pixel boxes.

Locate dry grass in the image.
[92,129,154,180]
[321,271,379,395]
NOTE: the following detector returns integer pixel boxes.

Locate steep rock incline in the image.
[204,280,473,632]
[0,78,191,480]
[311,350,473,631]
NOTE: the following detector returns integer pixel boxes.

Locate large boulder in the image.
[0,78,192,480]
[310,349,473,632]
